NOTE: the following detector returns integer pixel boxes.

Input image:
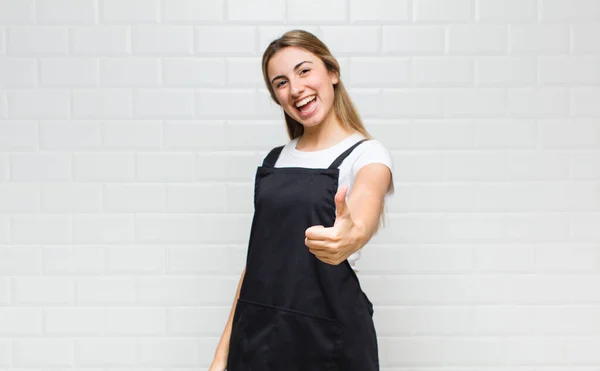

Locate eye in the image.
[300,68,310,75]
[276,80,287,88]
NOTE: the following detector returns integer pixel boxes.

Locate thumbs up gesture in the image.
[304,185,365,265]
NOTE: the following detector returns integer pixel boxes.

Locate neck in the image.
[297,109,353,151]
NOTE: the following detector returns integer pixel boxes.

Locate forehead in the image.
[267,46,319,77]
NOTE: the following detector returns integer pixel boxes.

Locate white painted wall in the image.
[0,0,599,369]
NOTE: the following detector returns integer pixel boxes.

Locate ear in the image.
[329,70,339,85]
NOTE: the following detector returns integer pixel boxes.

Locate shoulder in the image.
[351,139,394,175]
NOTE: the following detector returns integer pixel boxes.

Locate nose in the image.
[289,78,304,99]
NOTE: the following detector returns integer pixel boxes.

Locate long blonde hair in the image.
[261,29,387,229]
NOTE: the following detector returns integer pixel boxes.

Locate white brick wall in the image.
[0,0,598,369]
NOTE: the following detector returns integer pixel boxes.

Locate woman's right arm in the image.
[209,266,246,371]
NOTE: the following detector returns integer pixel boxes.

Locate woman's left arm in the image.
[305,163,392,265]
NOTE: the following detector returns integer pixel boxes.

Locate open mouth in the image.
[295,95,317,114]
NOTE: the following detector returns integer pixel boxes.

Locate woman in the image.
[209,30,394,371]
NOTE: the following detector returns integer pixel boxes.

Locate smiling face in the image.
[267,46,339,129]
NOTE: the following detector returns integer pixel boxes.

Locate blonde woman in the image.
[209,30,394,371]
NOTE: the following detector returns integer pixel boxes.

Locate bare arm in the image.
[211,266,245,367]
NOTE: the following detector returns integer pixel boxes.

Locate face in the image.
[267,47,339,129]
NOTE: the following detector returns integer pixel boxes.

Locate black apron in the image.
[227,139,379,371]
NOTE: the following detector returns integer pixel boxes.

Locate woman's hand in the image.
[305,185,366,265]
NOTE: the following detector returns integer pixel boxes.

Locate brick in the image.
[475,119,537,149]
[476,56,537,85]
[0,121,37,150]
[571,24,600,54]
[396,120,475,150]
[8,90,70,119]
[226,57,263,87]
[73,153,135,181]
[103,120,162,148]
[42,184,102,213]
[76,278,135,304]
[103,184,165,212]
[40,57,98,87]
[164,58,225,86]
[0,247,41,276]
[287,0,346,22]
[0,0,35,24]
[135,214,197,243]
[196,26,256,55]
[0,92,5,118]
[510,25,569,54]
[411,57,474,85]
[167,245,229,274]
[75,338,136,365]
[476,306,534,335]
[350,0,409,22]
[0,184,39,213]
[44,308,104,335]
[443,88,506,117]
[72,215,134,244]
[106,308,165,335]
[71,26,130,55]
[12,339,73,366]
[507,151,569,181]
[475,245,535,272]
[0,58,36,87]
[540,119,600,149]
[440,338,510,364]
[10,215,70,245]
[225,121,287,149]
[197,152,259,181]
[348,57,409,86]
[106,245,165,274]
[383,337,442,365]
[0,308,41,335]
[132,26,193,55]
[167,307,229,335]
[102,0,159,23]
[320,26,380,54]
[448,25,508,54]
[197,214,251,244]
[39,120,103,150]
[382,89,443,117]
[7,27,68,55]
[163,120,227,149]
[196,89,259,118]
[477,0,537,22]
[444,152,507,181]
[100,57,160,87]
[504,214,570,243]
[382,25,444,54]
[37,0,95,24]
[138,338,201,365]
[415,0,472,22]
[13,277,73,304]
[541,0,600,21]
[136,153,195,181]
[571,87,600,117]
[72,89,132,118]
[133,89,194,118]
[0,217,8,245]
[11,153,71,181]
[570,151,600,180]
[228,0,284,21]
[166,184,226,212]
[136,276,238,305]
[0,154,7,181]
[43,247,104,275]
[539,56,600,85]
[508,87,569,117]
[535,183,600,212]
[571,214,600,241]
[164,0,224,22]
[343,89,380,118]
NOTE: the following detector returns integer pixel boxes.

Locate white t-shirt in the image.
[269,132,395,268]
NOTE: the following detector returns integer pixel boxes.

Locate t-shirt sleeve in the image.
[351,141,395,197]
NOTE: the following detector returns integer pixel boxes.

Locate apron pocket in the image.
[227,299,274,370]
[269,304,342,371]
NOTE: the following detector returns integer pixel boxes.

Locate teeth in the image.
[295,95,315,108]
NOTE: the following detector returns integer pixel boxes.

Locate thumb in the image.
[334,185,350,221]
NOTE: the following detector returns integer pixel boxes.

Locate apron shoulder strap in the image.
[262,145,284,167]
[327,139,369,169]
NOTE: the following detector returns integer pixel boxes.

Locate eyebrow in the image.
[271,61,313,84]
